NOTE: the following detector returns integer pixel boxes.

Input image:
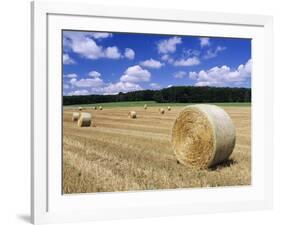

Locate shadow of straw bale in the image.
[209,158,237,171]
[175,158,237,171]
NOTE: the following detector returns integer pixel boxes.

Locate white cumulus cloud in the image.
[66,66,149,95]
[91,32,112,39]
[174,57,200,67]
[124,48,135,60]
[71,36,104,59]
[97,82,143,95]
[199,37,210,48]
[140,58,164,69]
[68,89,89,96]
[64,31,138,61]
[204,46,226,59]
[104,46,121,59]
[64,31,121,60]
[157,37,182,54]
[63,53,75,64]
[63,73,78,78]
[88,71,101,78]
[64,31,112,41]
[120,65,151,83]
[161,54,174,64]
[70,77,104,88]
[189,59,252,87]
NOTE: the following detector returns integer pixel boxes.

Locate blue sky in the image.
[63,30,251,96]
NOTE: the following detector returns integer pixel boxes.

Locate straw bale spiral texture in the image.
[171,104,236,169]
[77,112,92,127]
[128,111,137,119]
[72,112,80,122]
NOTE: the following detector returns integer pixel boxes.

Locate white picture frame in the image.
[31,1,273,224]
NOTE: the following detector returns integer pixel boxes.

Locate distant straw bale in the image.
[77,112,92,127]
[72,112,79,122]
[128,111,137,119]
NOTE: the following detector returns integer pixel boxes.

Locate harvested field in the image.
[63,105,251,194]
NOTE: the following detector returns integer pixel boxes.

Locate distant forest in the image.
[63,86,251,105]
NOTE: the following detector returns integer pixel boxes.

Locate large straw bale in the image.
[99,106,103,110]
[171,104,236,169]
[168,106,171,111]
[78,107,83,111]
[144,104,147,110]
[77,112,92,127]
[159,108,165,114]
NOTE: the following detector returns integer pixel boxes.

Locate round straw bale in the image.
[78,107,83,111]
[77,112,92,127]
[99,106,103,110]
[168,106,171,111]
[171,104,236,169]
[159,108,165,114]
[72,112,80,122]
[128,111,137,119]
[144,104,147,110]
[93,106,97,110]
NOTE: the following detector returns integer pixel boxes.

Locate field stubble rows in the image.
[63,106,251,194]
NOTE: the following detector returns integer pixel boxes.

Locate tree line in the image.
[63,86,251,105]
